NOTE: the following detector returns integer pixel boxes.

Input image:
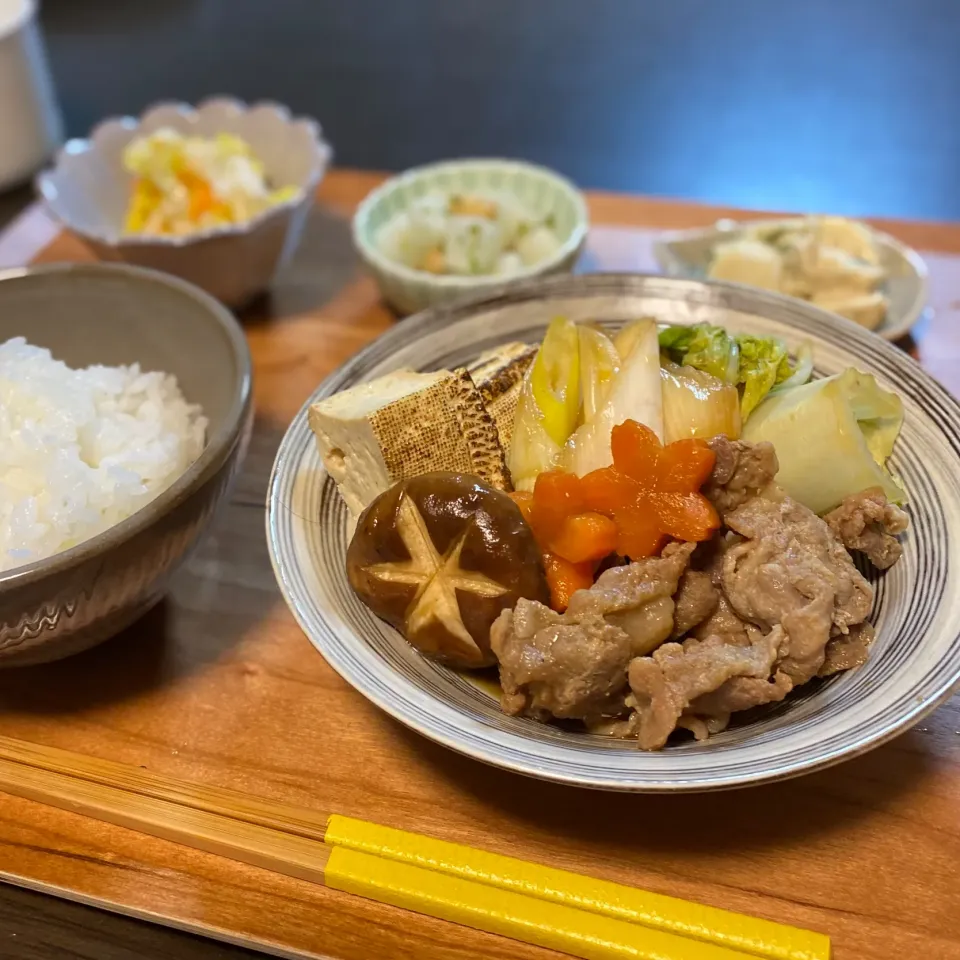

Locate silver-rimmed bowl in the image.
[267,273,960,792]
[0,262,253,667]
[36,98,332,307]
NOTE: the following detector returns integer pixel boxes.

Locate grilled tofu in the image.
[466,342,537,453]
[309,368,509,516]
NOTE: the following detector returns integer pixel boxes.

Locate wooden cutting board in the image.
[0,170,958,960]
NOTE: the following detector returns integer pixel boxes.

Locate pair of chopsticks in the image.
[0,735,829,960]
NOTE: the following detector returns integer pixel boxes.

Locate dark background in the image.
[4,0,960,223]
[3,1,959,958]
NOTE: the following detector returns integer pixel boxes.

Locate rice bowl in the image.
[0,262,252,667]
[0,338,208,572]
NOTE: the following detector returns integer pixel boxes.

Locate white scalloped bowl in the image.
[36,98,332,307]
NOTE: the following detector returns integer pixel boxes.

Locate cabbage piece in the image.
[565,319,663,476]
[735,334,790,420]
[741,368,905,514]
[770,341,814,394]
[658,324,812,420]
[658,323,740,384]
[661,361,741,444]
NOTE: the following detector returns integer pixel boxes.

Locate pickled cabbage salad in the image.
[122,128,298,237]
[376,191,562,277]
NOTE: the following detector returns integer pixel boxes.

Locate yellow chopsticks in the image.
[326,817,828,960]
[0,736,829,960]
[328,845,748,960]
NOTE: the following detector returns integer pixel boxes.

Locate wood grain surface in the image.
[0,170,958,960]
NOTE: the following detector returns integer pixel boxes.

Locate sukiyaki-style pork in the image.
[823,487,909,570]
[491,545,695,722]
[721,495,873,684]
[704,436,780,515]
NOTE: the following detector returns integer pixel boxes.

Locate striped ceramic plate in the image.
[267,274,960,792]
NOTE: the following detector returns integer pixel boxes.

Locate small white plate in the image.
[654,218,929,342]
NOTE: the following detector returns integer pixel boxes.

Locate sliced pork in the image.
[824,488,909,570]
[491,544,697,722]
[565,543,695,656]
[671,569,720,639]
[704,436,780,515]
[491,605,632,722]
[626,626,786,750]
[722,496,873,684]
[819,622,876,676]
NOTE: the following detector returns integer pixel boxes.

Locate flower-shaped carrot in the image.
[579,420,719,559]
[512,420,719,609]
[510,488,605,612]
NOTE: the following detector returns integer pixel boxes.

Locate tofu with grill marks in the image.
[309,368,509,516]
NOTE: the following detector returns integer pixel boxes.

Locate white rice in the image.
[0,338,208,572]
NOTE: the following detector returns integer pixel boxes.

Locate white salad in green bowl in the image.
[352,158,588,314]
[377,189,563,278]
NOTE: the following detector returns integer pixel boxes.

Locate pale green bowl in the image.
[352,158,589,314]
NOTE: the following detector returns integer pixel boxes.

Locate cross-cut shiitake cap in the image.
[347,472,548,668]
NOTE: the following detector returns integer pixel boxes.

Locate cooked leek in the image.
[614,317,659,361]
[508,316,580,491]
[565,319,663,476]
[742,368,905,514]
[578,326,620,423]
[509,388,560,492]
[529,316,581,445]
[661,361,741,444]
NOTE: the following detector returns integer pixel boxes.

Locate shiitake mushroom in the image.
[347,472,548,668]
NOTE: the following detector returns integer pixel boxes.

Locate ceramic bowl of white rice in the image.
[0,262,252,666]
[353,158,588,315]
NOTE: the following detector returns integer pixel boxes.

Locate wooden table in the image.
[0,170,959,960]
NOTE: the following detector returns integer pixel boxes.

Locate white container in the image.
[38,99,332,306]
[0,0,62,190]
